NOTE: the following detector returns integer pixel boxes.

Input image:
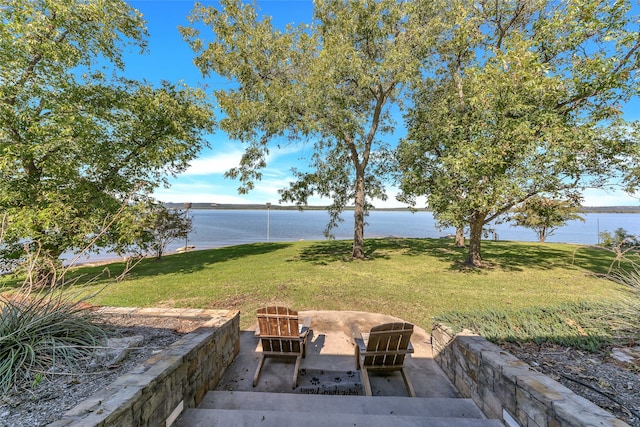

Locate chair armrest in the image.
[350,323,363,341]
[301,316,312,328]
[299,316,312,337]
[299,325,310,337]
[354,337,367,353]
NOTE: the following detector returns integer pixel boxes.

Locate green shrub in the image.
[598,227,639,247]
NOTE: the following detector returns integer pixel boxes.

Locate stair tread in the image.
[175,408,505,427]
[198,390,486,418]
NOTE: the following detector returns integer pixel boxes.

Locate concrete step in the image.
[175,408,505,427]
[173,391,504,427]
[198,390,487,419]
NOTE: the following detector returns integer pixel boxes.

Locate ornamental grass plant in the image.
[604,252,640,346]
[0,212,138,395]
[0,288,107,393]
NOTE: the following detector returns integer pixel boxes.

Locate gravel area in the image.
[1,318,638,426]
[501,342,640,427]
[0,318,188,427]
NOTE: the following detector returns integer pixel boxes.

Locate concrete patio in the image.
[51,308,628,426]
[174,310,503,426]
[214,310,461,398]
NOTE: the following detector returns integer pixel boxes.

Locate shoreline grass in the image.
[13,237,627,333]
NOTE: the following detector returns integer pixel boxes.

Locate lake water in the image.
[66,209,638,264]
[72,209,639,263]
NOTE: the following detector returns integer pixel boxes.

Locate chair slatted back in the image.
[364,322,413,367]
[257,306,302,354]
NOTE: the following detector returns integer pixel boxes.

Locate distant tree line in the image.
[581,206,640,214]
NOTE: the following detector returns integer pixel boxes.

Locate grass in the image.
[0,236,634,395]
[6,237,627,333]
[434,301,623,351]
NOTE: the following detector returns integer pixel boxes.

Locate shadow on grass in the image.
[479,241,604,273]
[568,245,634,276]
[68,242,293,285]
[3,239,622,291]
[294,238,464,265]
[296,238,621,275]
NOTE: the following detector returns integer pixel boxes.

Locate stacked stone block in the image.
[431,324,628,427]
[50,308,240,427]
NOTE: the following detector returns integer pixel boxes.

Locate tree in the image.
[397,0,639,266]
[181,0,437,259]
[510,197,584,243]
[599,228,638,248]
[134,202,193,260]
[0,0,215,272]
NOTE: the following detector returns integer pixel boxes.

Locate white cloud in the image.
[180,141,308,177]
[153,184,253,204]
[253,171,293,195]
[181,151,243,176]
[266,143,308,162]
[581,188,639,206]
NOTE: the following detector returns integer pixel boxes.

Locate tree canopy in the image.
[181,0,438,258]
[397,0,640,266]
[0,0,215,269]
[510,197,584,243]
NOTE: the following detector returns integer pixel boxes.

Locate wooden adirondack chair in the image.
[353,322,416,397]
[253,306,311,389]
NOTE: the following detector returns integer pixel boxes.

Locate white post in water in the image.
[266,202,271,242]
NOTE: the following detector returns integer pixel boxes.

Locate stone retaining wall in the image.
[50,308,240,427]
[431,324,629,427]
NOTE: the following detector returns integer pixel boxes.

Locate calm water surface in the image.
[71,209,639,263]
[164,209,638,251]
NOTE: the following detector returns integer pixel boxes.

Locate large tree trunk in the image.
[352,172,366,259]
[455,227,465,247]
[466,213,484,266]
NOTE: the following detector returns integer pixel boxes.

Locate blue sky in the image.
[125,0,640,208]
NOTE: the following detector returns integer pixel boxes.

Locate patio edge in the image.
[48,307,240,427]
[431,323,629,427]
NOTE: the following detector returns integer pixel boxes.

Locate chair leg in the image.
[253,354,266,387]
[354,345,360,370]
[292,354,303,389]
[360,366,373,396]
[400,368,416,397]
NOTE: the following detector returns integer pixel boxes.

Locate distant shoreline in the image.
[163,202,640,214]
[64,208,639,267]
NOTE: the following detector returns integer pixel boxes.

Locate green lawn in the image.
[46,238,629,331]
